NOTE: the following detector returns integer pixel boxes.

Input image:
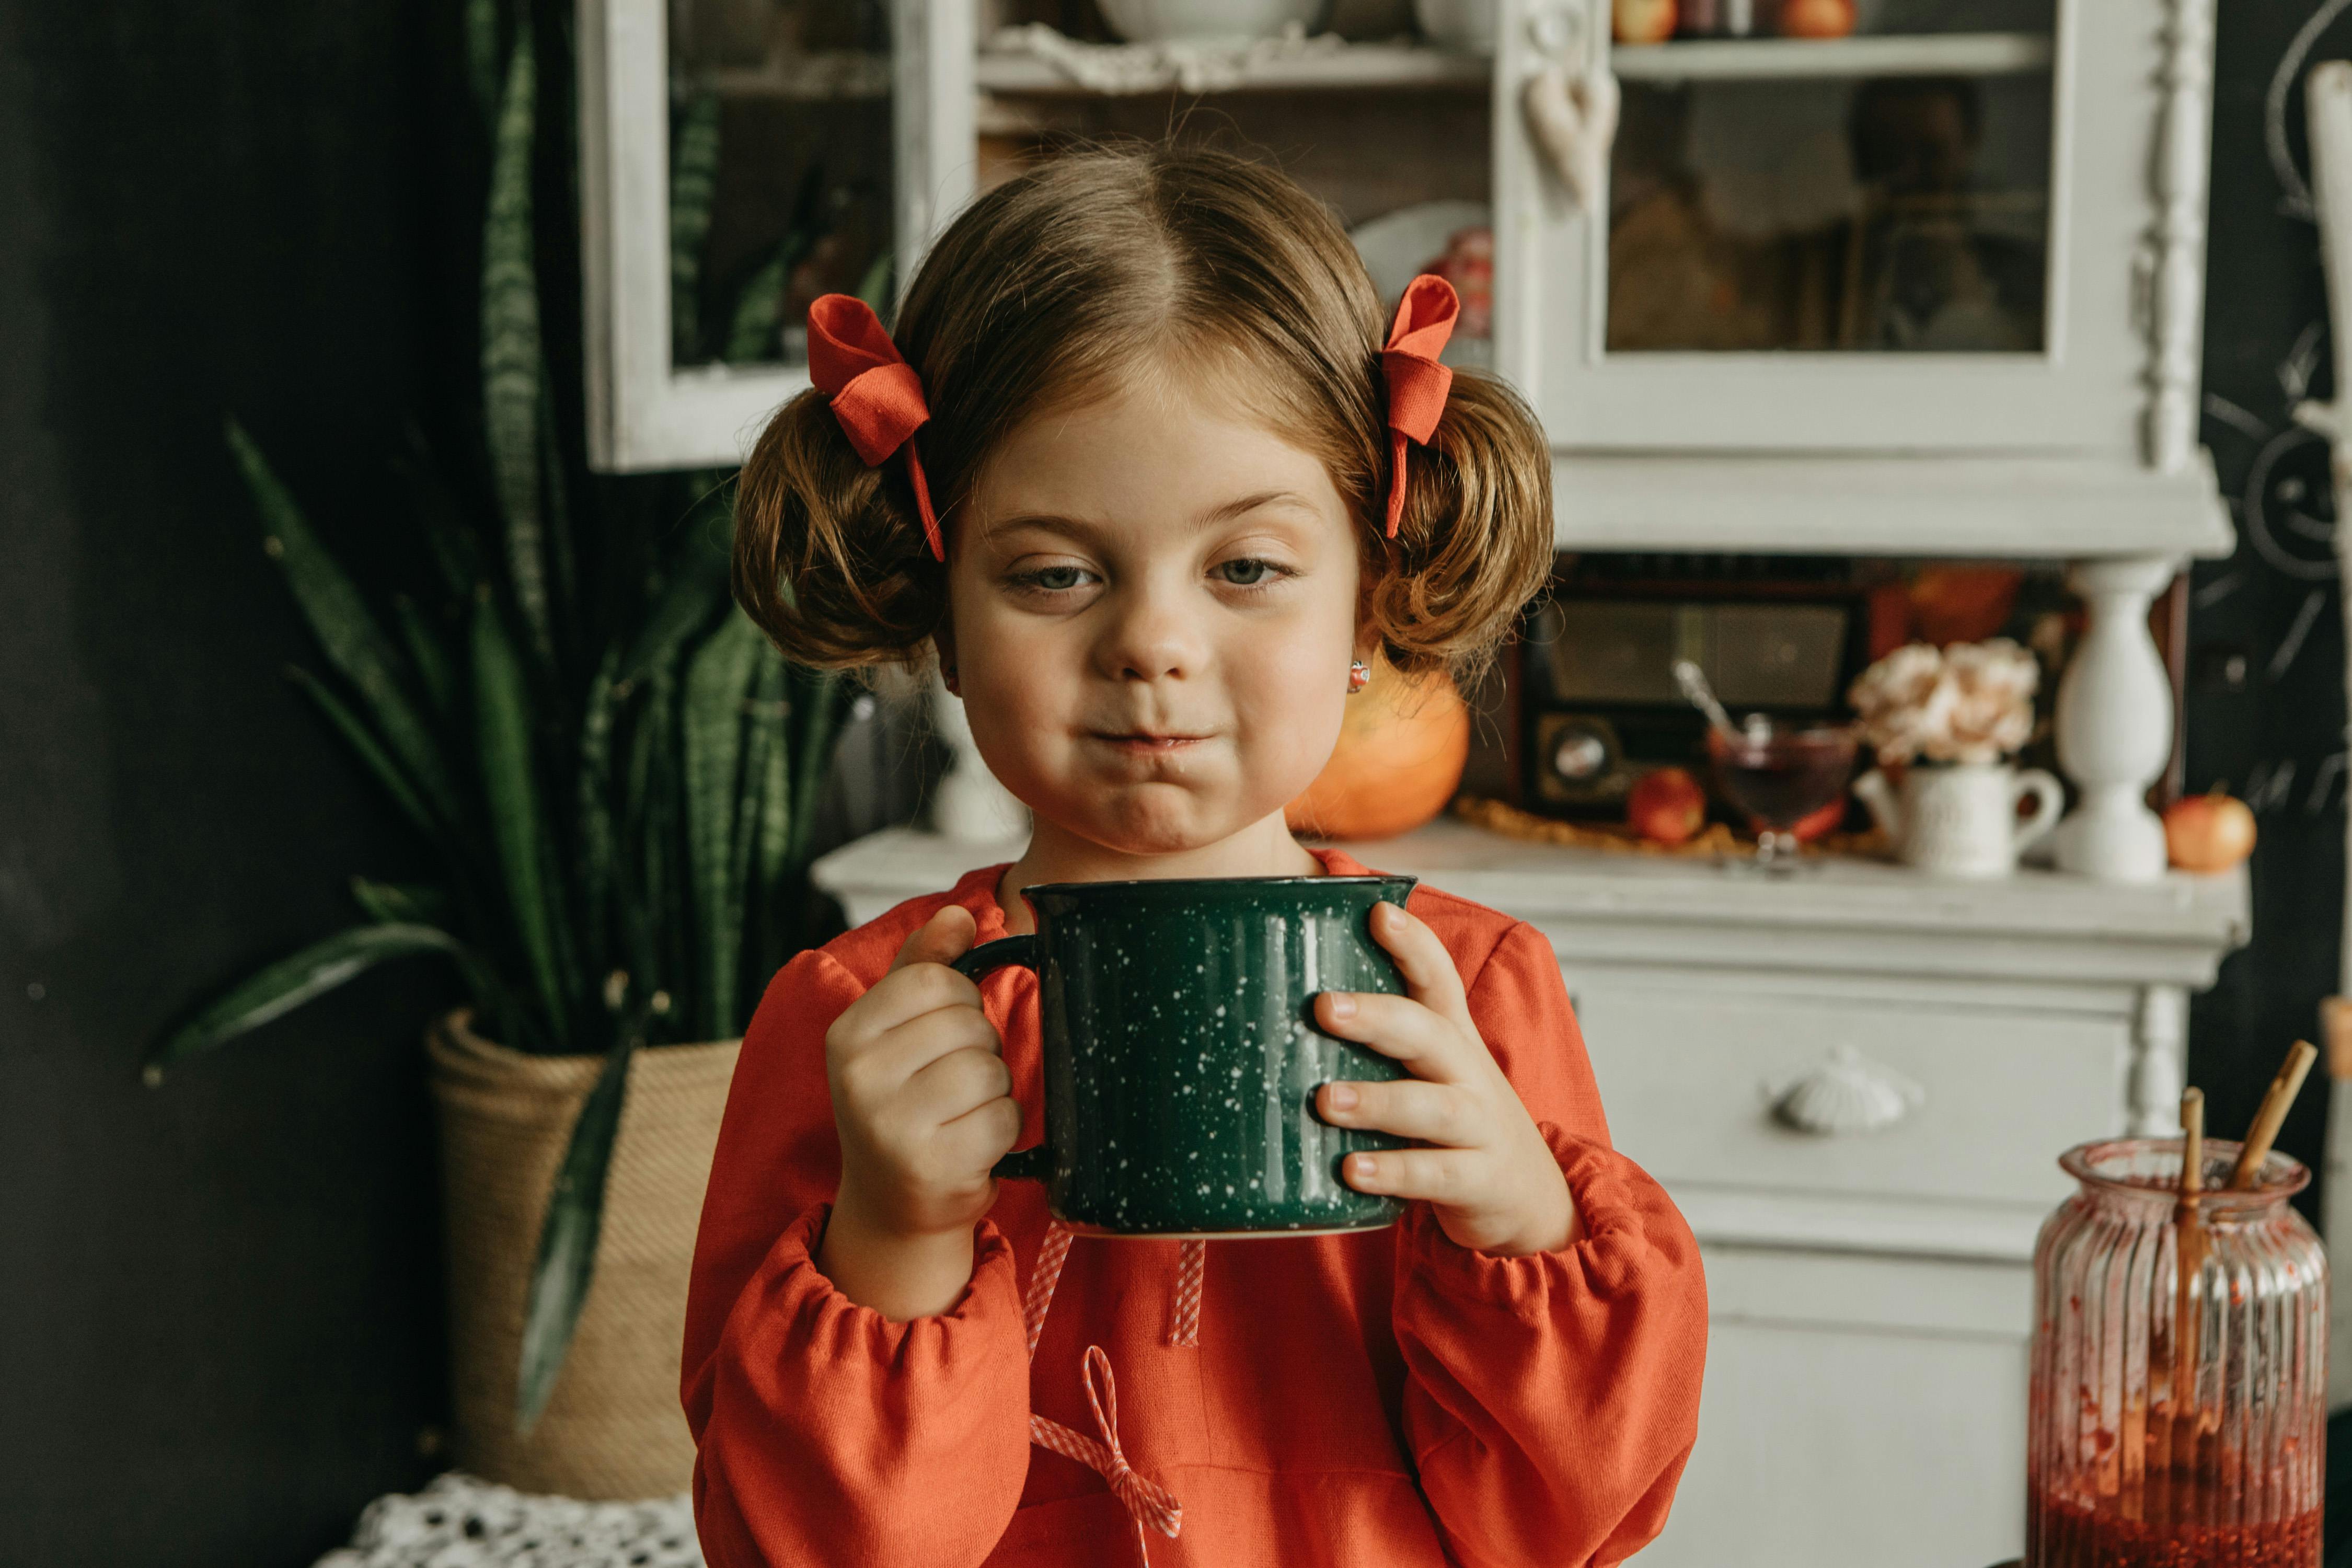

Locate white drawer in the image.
[1571,983,2126,1211]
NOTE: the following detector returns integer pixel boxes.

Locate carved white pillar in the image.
[928,675,1030,843]
[2144,0,2214,473]
[2128,984,2188,1136]
[2052,556,2176,883]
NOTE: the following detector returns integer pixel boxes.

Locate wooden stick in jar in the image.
[2232,1039,2320,1189]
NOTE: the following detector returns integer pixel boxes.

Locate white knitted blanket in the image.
[314,1473,702,1568]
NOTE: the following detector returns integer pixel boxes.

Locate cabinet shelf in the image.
[975,30,1486,96]
[1610,31,2054,83]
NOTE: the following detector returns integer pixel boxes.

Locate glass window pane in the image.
[668,0,895,369]
[1605,14,2055,355]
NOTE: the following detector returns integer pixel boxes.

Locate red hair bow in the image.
[1380,274,1459,539]
[806,293,944,561]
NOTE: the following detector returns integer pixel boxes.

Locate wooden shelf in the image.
[1610,31,2054,83]
[975,36,1486,96]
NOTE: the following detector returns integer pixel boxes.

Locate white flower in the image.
[1847,639,2037,765]
[1941,638,2038,764]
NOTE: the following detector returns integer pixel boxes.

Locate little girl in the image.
[683,145,1706,1568]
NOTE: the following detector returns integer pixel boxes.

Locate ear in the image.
[931,608,959,680]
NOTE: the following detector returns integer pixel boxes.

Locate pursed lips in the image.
[1087,728,1214,754]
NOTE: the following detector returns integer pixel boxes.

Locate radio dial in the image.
[1551,727,1610,782]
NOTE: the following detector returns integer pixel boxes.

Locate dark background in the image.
[3,3,2350,1565]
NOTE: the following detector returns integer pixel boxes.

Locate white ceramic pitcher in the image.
[1851,762,2064,879]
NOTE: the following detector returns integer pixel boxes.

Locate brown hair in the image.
[733,143,1553,684]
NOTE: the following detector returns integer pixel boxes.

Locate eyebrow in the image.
[987,490,1323,546]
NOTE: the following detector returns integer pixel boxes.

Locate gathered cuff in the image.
[1401,1123,1665,1316]
[760,1203,1022,1366]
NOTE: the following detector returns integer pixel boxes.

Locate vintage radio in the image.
[1519,580,1875,813]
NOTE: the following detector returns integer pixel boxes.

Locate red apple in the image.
[1778,0,1854,37]
[1613,0,1677,45]
[2164,791,2256,873]
[1628,766,1707,845]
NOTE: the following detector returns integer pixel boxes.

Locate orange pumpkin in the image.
[1286,657,1471,841]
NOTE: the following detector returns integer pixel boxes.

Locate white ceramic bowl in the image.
[1412,0,1495,51]
[1096,0,1329,43]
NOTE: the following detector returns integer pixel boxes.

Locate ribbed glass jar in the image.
[2025,1137,2326,1568]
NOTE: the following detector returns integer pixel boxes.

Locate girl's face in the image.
[941,365,1365,860]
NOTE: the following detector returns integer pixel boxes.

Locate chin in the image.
[1076,787,1239,858]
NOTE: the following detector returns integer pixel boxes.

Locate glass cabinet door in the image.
[579,0,970,471]
[1497,0,2164,456]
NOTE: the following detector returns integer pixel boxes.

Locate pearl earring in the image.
[1346,659,1371,694]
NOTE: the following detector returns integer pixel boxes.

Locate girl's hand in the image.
[1313,902,1579,1258]
[816,906,1024,1318]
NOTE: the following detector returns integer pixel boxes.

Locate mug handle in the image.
[2012,768,2066,852]
[952,936,1052,1181]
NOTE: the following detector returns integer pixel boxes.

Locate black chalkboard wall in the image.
[3,4,2352,1566]
[2186,0,2352,1191]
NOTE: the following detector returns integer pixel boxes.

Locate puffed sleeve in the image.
[681,948,1034,1568]
[1393,921,1708,1568]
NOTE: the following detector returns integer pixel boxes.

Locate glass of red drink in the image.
[1703,718,1859,872]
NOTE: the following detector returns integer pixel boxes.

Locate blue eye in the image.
[1216,558,1278,586]
[1030,565,1086,591]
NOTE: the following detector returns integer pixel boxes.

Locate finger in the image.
[1312,990,1475,1083]
[1339,1146,1489,1204]
[839,1004,1001,1103]
[900,1043,1014,1127]
[932,1093,1025,1179]
[841,958,984,1046]
[1317,1078,1478,1146]
[889,905,978,974]
[1366,902,1474,1032]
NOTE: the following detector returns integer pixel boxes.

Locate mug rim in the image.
[1018,873,1416,899]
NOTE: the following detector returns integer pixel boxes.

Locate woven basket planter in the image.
[427,1010,739,1500]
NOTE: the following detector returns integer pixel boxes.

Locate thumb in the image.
[887,904,978,973]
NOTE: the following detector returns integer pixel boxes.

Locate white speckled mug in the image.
[953,874,1417,1237]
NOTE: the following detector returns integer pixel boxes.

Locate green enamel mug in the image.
[953,874,1419,1237]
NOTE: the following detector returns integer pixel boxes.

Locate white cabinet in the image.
[578,0,2232,559]
[809,820,2250,1565]
[576,0,972,470]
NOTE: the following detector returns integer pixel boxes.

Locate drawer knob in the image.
[1768,1047,1926,1136]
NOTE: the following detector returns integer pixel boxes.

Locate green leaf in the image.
[148,923,464,1078]
[349,878,452,927]
[577,647,620,959]
[285,666,440,845]
[516,1028,635,1431]
[670,90,722,364]
[619,526,729,684]
[349,877,531,1048]
[536,368,578,638]
[464,0,501,123]
[229,422,459,828]
[392,594,458,720]
[683,613,763,1038]
[482,22,553,668]
[784,664,849,870]
[472,587,568,1046]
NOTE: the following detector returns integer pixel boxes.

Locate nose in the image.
[1093,577,1204,685]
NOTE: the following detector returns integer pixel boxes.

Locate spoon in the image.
[1673,660,1747,742]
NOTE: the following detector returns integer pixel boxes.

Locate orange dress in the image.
[682,850,1707,1567]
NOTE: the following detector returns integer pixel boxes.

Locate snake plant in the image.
[152,4,870,1431]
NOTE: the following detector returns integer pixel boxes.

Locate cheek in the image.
[1229,608,1354,785]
